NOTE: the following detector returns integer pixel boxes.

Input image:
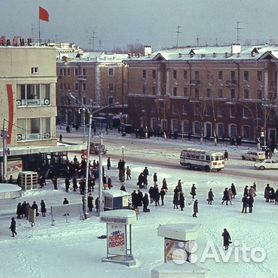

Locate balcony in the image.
[16,98,50,107]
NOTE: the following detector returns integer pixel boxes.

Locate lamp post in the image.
[98,133,104,216]
[69,93,114,218]
[121,146,125,161]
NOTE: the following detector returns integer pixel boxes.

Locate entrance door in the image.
[205,122,212,139]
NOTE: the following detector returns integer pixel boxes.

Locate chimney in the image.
[144,45,152,56]
[231,44,241,55]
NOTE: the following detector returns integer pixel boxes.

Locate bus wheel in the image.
[217,169,221,172]
[205,166,210,172]
[188,164,192,169]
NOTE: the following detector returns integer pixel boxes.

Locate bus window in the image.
[200,155,204,160]
[206,155,210,161]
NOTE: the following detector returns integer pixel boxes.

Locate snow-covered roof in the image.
[126,44,278,62]
[103,189,130,198]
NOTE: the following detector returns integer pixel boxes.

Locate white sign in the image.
[108,223,126,255]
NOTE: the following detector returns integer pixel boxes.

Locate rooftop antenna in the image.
[235,21,242,44]
[196,35,199,47]
[176,25,182,47]
[91,31,96,50]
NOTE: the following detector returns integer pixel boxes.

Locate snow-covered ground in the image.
[0,130,277,278]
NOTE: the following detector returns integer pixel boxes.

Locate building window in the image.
[217,123,224,138]
[67,68,70,75]
[59,83,63,90]
[59,68,63,76]
[218,89,223,98]
[257,71,262,82]
[152,86,156,95]
[184,87,188,97]
[173,70,177,79]
[231,71,235,80]
[82,68,86,76]
[242,125,251,139]
[109,83,114,92]
[218,71,223,80]
[63,68,67,76]
[75,68,79,76]
[230,89,236,99]
[75,83,79,91]
[195,88,199,98]
[193,121,201,136]
[152,70,156,79]
[171,104,177,113]
[184,70,187,79]
[217,106,223,117]
[230,124,237,137]
[108,68,114,76]
[82,83,86,91]
[67,83,71,90]
[257,90,262,99]
[230,106,236,118]
[171,119,179,131]
[31,67,39,74]
[206,88,211,97]
[108,96,114,105]
[173,87,177,96]
[243,107,251,118]
[143,85,146,94]
[243,71,249,81]
[194,71,199,80]
[142,70,146,78]
[244,89,249,99]
[182,104,187,114]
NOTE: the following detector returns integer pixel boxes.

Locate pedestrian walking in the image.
[160,188,166,206]
[190,184,196,199]
[248,195,254,213]
[192,200,198,217]
[9,217,17,237]
[222,188,229,205]
[231,183,237,198]
[65,177,70,192]
[143,193,150,212]
[126,166,131,180]
[153,173,158,186]
[107,157,111,170]
[222,228,231,250]
[40,200,46,217]
[241,195,248,213]
[88,194,94,212]
[180,191,185,211]
[224,150,229,160]
[31,201,39,216]
[52,176,58,190]
[16,203,22,219]
[173,186,179,209]
[207,189,214,205]
[162,178,168,192]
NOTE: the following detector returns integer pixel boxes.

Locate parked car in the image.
[90,143,107,155]
[241,151,265,161]
[254,159,278,170]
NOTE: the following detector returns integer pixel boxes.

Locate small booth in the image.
[103,189,130,211]
[19,171,38,190]
[151,223,209,278]
[100,209,137,266]
[0,183,22,200]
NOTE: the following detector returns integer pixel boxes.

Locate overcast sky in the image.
[0,0,277,51]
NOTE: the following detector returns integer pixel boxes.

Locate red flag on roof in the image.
[39,6,49,22]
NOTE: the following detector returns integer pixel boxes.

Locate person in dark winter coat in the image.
[153,173,158,185]
[63,198,69,205]
[40,200,46,217]
[9,217,17,237]
[269,187,275,203]
[107,157,111,170]
[179,192,185,211]
[120,183,126,191]
[177,180,182,192]
[87,194,94,212]
[149,186,154,203]
[153,186,160,206]
[192,200,198,217]
[16,203,22,219]
[173,186,180,209]
[137,190,143,207]
[190,184,196,199]
[31,201,39,216]
[264,184,270,202]
[207,189,214,205]
[137,173,144,189]
[52,176,58,190]
[248,196,254,213]
[275,189,278,205]
[143,193,149,212]
[241,195,248,213]
[107,177,112,189]
[222,228,231,250]
[160,189,166,206]
[131,190,138,208]
[231,183,237,198]
[224,150,229,160]
[222,188,229,205]
[72,177,78,191]
[143,167,149,188]
[65,177,70,192]
[95,197,100,213]
[162,178,168,192]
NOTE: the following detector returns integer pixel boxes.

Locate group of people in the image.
[264,184,278,204]
[16,200,47,220]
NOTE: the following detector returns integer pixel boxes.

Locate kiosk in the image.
[151,223,209,278]
[100,209,136,266]
[103,189,130,210]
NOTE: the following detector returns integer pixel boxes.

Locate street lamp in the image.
[69,93,114,218]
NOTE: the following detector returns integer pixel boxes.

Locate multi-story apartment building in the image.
[126,44,278,145]
[56,52,128,126]
[0,44,85,180]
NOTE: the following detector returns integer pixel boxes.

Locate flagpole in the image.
[39,15,41,44]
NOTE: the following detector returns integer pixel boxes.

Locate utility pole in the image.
[235,21,242,44]
[196,35,199,47]
[1,121,8,182]
[91,32,96,51]
[176,25,182,48]
[98,133,104,216]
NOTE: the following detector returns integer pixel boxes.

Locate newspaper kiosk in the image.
[103,189,130,210]
[100,209,137,266]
